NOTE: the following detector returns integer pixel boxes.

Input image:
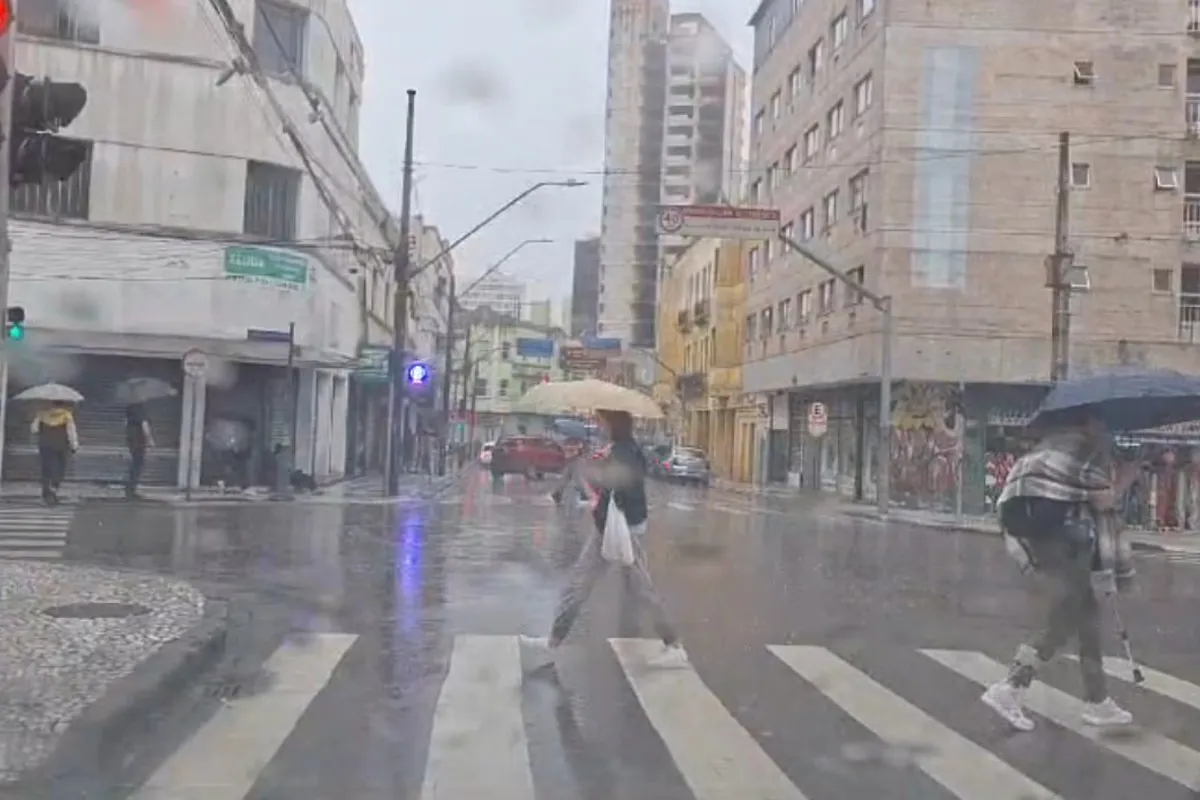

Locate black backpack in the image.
[999,496,1073,540]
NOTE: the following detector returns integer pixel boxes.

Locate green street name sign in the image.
[224,246,309,290]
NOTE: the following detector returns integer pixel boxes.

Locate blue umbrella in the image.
[1029,368,1200,432]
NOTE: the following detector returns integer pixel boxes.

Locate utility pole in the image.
[436,276,455,476]
[0,4,16,481]
[1048,132,1072,381]
[385,89,416,495]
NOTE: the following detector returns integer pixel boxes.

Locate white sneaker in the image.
[647,643,690,668]
[519,635,557,668]
[1082,697,1133,727]
[981,681,1035,731]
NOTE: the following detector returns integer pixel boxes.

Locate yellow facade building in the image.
[654,238,750,481]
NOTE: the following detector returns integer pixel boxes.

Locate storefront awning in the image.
[18,327,355,370]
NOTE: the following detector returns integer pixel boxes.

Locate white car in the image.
[478,441,495,465]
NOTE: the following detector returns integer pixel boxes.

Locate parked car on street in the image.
[645,444,672,478]
[490,435,567,478]
[660,446,710,485]
[478,441,495,465]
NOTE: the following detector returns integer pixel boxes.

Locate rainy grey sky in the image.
[350,0,755,305]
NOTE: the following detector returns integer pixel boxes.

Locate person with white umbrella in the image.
[16,383,83,505]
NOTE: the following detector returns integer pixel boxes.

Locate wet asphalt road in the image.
[53,472,1200,799]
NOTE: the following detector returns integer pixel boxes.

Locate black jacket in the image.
[590,437,649,532]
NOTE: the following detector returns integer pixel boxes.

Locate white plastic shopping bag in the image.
[600,494,636,565]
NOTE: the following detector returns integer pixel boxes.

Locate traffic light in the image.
[6,306,24,340]
[9,73,88,186]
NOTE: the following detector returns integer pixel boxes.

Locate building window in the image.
[748,246,761,281]
[831,12,848,50]
[858,0,875,19]
[818,279,836,313]
[797,289,813,322]
[854,73,873,116]
[788,67,803,99]
[1159,63,1178,87]
[501,341,511,359]
[781,221,795,241]
[1152,268,1173,293]
[808,39,824,77]
[800,207,815,240]
[498,379,509,397]
[745,313,756,342]
[244,160,301,240]
[827,101,844,141]
[784,145,797,173]
[822,190,838,229]
[778,297,793,329]
[750,178,762,204]
[1070,162,1091,188]
[12,140,93,219]
[1073,60,1095,85]
[845,266,865,305]
[849,168,868,210]
[770,90,781,119]
[1155,166,1179,190]
[753,110,765,138]
[254,0,308,78]
[760,306,773,337]
[18,0,99,43]
[803,124,820,160]
[474,378,488,397]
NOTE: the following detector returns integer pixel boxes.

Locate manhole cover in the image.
[41,602,152,619]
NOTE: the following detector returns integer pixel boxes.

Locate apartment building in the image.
[570,236,600,337]
[4,0,396,487]
[597,0,669,350]
[457,271,525,318]
[744,0,1200,510]
[654,238,750,480]
[659,14,748,266]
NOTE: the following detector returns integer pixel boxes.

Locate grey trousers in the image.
[550,528,678,645]
[1007,536,1107,702]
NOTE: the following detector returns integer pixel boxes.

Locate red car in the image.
[490,435,567,478]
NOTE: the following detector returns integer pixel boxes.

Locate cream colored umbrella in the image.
[514,378,664,419]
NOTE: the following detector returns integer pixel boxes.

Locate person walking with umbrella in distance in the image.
[31,400,78,506]
[523,408,688,668]
[124,402,155,498]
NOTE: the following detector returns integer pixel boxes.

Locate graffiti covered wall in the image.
[891,382,964,509]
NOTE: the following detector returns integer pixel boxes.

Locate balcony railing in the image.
[1180,293,1200,342]
[1186,195,1200,239]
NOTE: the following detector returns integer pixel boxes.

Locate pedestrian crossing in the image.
[130,633,1200,799]
[0,502,73,560]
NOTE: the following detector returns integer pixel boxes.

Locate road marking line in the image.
[420,635,533,799]
[922,649,1200,790]
[132,632,357,799]
[771,645,1057,799]
[1066,655,1200,712]
[610,637,810,800]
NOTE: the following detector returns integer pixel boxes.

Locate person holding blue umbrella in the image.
[983,401,1144,731]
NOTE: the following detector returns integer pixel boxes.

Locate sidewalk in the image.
[0,561,225,791]
[838,504,1200,554]
[0,467,469,506]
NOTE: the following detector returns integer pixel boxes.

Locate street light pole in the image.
[409,180,584,281]
[777,234,893,516]
[385,89,417,496]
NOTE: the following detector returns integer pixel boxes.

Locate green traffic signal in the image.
[6,306,24,340]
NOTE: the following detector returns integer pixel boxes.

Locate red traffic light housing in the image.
[10,74,89,186]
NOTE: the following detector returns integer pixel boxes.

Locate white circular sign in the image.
[807,402,827,437]
[658,207,684,232]
[182,349,208,378]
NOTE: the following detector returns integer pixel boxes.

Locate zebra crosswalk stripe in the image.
[771,645,1058,799]
[133,635,1200,799]
[611,637,809,800]
[0,505,72,560]
[922,649,1200,791]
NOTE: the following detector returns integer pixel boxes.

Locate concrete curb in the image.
[6,596,231,795]
[840,507,1175,554]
